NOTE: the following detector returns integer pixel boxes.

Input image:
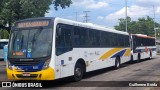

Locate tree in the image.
[53,0,72,10]
[0,29,9,39]
[114,16,131,32]
[0,0,72,35]
[114,16,160,37]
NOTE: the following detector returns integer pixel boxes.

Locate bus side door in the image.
[55,24,74,78]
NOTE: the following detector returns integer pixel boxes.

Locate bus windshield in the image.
[8,28,53,58]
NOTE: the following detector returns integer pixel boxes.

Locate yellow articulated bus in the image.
[7,17,131,81]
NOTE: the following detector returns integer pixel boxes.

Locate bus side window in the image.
[56,24,73,56]
[0,43,3,49]
[56,25,65,48]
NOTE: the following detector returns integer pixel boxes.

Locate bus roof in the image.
[132,34,155,39]
[0,39,9,42]
[55,17,129,35]
[15,17,55,23]
[14,17,129,35]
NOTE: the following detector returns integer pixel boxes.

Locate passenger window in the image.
[0,42,8,49]
[56,24,73,56]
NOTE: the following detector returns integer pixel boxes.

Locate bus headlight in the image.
[42,59,50,70]
[7,61,12,70]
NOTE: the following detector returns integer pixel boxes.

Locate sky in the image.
[45,0,160,28]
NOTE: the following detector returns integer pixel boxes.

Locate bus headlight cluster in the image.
[42,59,51,70]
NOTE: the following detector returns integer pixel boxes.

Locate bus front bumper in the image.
[7,67,55,80]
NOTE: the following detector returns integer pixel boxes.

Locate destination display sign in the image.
[16,20,50,28]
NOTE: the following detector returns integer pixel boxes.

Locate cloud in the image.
[45,0,160,27]
[134,0,160,7]
[97,16,104,20]
[105,5,151,22]
[72,0,110,9]
[87,1,108,9]
[133,0,160,15]
[156,7,160,15]
[66,16,74,19]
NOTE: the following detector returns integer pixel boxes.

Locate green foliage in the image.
[114,16,160,37]
[0,0,72,35]
[53,0,72,10]
[0,29,9,39]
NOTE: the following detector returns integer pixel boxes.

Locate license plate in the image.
[22,73,30,76]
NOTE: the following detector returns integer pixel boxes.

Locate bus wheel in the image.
[137,54,141,62]
[73,63,84,81]
[130,55,134,63]
[149,52,152,60]
[115,57,120,69]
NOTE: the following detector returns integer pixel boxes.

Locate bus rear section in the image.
[130,34,156,61]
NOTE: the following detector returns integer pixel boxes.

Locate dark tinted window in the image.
[99,31,129,47]
[56,23,130,55]
[0,42,8,49]
[133,36,155,47]
[73,27,88,47]
[88,29,100,47]
[8,28,53,58]
[56,24,73,55]
[100,31,110,47]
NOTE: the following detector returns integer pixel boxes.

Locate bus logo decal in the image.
[99,48,123,60]
[99,48,131,60]
[111,49,126,58]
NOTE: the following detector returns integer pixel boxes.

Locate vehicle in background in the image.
[156,40,160,54]
[0,39,8,59]
[130,34,156,61]
[3,44,8,62]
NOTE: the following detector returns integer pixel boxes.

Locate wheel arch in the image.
[75,58,86,73]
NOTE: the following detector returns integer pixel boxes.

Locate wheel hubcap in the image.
[150,55,152,58]
[75,68,81,76]
[117,60,119,67]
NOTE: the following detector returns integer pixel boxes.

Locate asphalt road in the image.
[0,55,160,90]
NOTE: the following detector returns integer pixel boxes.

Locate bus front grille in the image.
[16,74,38,78]
[12,60,42,66]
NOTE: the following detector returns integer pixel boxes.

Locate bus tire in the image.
[149,52,152,60]
[73,63,84,81]
[137,53,141,62]
[115,57,120,69]
[130,55,134,63]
